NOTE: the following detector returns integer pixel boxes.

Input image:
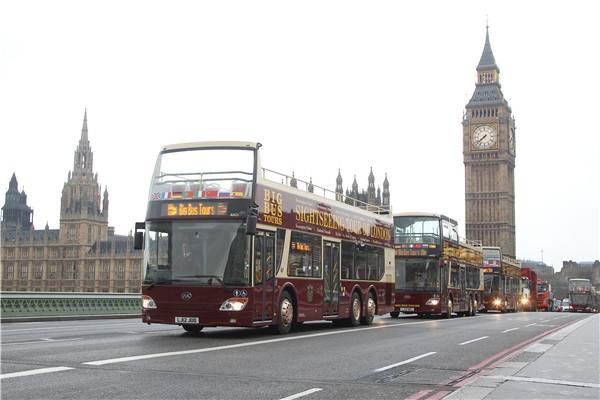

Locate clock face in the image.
[472,125,497,149]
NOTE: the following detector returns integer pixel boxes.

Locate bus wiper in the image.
[179,275,233,292]
[146,278,174,291]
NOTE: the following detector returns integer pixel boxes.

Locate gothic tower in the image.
[59,110,110,247]
[463,26,516,258]
[1,173,33,230]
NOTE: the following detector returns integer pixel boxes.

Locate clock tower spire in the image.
[463,26,516,258]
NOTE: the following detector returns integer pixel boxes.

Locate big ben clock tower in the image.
[463,26,516,258]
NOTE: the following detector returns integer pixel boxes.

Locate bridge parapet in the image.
[1,292,141,320]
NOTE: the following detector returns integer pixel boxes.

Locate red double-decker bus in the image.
[391,213,484,318]
[520,268,538,312]
[135,141,395,334]
[481,246,522,313]
[568,278,598,313]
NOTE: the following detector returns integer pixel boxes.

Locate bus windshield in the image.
[143,220,251,286]
[484,274,504,295]
[149,146,255,201]
[394,216,440,245]
[395,258,441,291]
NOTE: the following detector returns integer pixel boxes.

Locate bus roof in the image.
[159,141,260,152]
[392,212,457,226]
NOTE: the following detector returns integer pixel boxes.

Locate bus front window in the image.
[143,220,251,286]
[395,258,441,292]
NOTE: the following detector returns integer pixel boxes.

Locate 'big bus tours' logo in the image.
[263,189,283,225]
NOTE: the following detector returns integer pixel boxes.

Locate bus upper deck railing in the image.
[261,167,391,215]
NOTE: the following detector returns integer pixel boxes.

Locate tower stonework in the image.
[1,110,142,293]
[463,27,516,258]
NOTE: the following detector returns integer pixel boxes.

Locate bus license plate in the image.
[175,317,199,324]
[400,307,414,312]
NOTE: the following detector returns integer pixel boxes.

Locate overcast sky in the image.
[1,1,598,271]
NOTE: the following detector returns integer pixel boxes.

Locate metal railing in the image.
[1,292,141,320]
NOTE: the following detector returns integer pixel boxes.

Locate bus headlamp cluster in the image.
[425,298,440,306]
[220,298,249,311]
[142,295,157,309]
[493,299,502,306]
[521,298,529,304]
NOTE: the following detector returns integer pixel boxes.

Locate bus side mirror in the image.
[134,222,144,250]
[246,214,257,235]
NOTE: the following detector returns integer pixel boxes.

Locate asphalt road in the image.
[0,311,592,399]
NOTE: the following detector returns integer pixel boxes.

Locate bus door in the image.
[323,241,340,317]
[459,265,467,307]
[253,231,275,322]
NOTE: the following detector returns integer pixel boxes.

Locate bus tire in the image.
[445,299,453,319]
[350,291,362,327]
[362,292,376,325]
[390,311,400,318]
[276,291,294,335]
[182,325,203,333]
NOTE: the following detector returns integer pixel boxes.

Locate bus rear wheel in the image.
[276,291,294,335]
[349,292,362,327]
[362,292,376,325]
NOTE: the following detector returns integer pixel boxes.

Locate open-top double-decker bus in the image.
[391,213,483,318]
[480,246,522,312]
[135,141,395,334]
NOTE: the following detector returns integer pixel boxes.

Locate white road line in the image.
[487,375,600,389]
[1,367,74,379]
[279,388,323,400]
[2,338,83,346]
[373,352,437,372]
[459,336,489,345]
[84,318,444,366]
[502,328,519,333]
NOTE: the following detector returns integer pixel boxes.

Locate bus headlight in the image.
[493,299,502,306]
[521,298,529,304]
[142,295,157,309]
[220,298,248,311]
[425,298,440,306]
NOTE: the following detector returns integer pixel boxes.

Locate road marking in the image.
[502,327,519,333]
[486,375,600,389]
[84,318,445,366]
[459,336,488,345]
[1,367,74,379]
[2,338,83,346]
[279,388,322,400]
[373,352,436,372]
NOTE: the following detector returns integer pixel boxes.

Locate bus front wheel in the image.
[445,299,453,318]
[276,291,294,335]
[182,325,203,333]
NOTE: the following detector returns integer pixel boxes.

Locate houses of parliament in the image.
[1,112,142,292]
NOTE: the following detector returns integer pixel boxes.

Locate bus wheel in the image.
[390,311,400,318]
[182,325,203,333]
[445,299,453,319]
[350,292,362,327]
[276,291,294,335]
[362,292,376,325]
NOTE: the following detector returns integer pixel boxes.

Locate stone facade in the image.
[1,111,142,293]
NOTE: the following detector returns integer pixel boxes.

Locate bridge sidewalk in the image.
[446,314,600,399]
